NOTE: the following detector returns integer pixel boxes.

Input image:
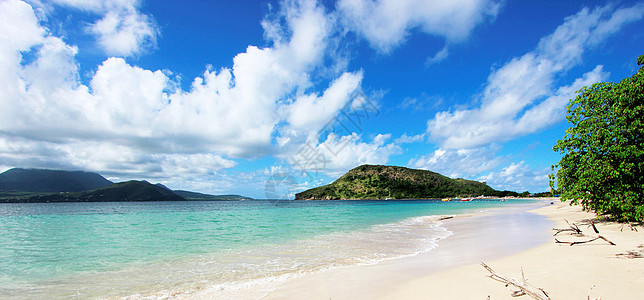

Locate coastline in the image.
[255,200,644,300]
[385,200,644,299]
[186,200,553,299]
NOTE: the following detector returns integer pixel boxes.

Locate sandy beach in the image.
[257,200,644,300]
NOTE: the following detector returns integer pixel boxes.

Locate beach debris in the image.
[480,262,550,300]
[553,219,582,236]
[619,222,640,232]
[555,235,616,246]
[587,284,601,300]
[552,219,616,246]
[588,220,600,233]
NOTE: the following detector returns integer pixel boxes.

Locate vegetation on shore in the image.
[551,53,644,222]
[295,164,518,200]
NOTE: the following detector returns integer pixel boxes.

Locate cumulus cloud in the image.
[290,133,401,178]
[409,145,503,178]
[408,146,551,192]
[427,3,644,149]
[0,0,383,188]
[47,0,159,56]
[337,0,501,53]
[478,161,550,192]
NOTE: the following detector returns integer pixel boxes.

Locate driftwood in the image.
[555,235,616,246]
[481,262,550,300]
[553,219,616,246]
[553,219,582,236]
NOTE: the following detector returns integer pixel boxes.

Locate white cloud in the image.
[338,0,501,53]
[425,46,449,65]
[32,0,159,56]
[409,145,503,178]
[478,161,550,192]
[408,146,550,192]
[291,133,401,178]
[285,72,363,132]
[427,3,644,149]
[0,0,374,188]
[395,132,426,144]
[89,8,157,57]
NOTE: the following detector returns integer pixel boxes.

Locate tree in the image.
[550,53,644,222]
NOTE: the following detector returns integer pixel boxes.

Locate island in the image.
[295,164,517,200]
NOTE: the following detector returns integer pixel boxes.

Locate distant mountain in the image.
[0,168,113,193]
[173,190,253,201]
[155,183,171,190]
[0,168,255,203]
[2,180,186,203]
[295,164,507,200]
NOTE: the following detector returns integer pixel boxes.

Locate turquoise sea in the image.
[0,199,541,299]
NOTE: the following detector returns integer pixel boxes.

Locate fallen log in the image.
[480,262,550,300]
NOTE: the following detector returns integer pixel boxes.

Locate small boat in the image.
[441,198,451,202]
[385,188,393,200]
[460,198,470,202]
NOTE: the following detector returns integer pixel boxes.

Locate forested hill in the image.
[295,165,509,200]
[5,180,186,203]
[0,168,113,193]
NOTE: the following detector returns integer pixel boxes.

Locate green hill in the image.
[1,180,186,203]
[295,165,505,200]
[0,168,113,193]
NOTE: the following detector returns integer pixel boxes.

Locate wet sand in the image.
[261,201,644,300]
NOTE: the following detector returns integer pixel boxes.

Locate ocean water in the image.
[0,199,540,299]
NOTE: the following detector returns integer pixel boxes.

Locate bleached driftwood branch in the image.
[555,235,615,246]
[480,262,550,300]
[553,219,615,246]
[553,219,582,236]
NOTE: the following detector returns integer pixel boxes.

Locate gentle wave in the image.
[120,214,453,299]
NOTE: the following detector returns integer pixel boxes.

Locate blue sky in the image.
[1,0,643,198]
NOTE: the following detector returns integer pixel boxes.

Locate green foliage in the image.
[551,53,644,222]
[295,165,503,200]
[0,181,186,203]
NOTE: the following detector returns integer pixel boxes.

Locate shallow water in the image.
[0,199,540,299]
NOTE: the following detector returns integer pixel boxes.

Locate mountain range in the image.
[0,168,251,203]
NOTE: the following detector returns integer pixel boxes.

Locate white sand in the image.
[260,201,644,300]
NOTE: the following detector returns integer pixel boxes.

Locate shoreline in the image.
[186,199,553,299]
[257,200,644,300]
[257,200,554,300]
[385,200,644,299]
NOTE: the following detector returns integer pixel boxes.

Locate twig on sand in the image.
[553,219,583,236]
[555,235,615,246]
[587,284,601,300]
[481,262,550,300]
[619,222,640,232]
[553,219,616,246]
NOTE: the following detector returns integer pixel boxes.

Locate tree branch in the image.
[481,263,550,300]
